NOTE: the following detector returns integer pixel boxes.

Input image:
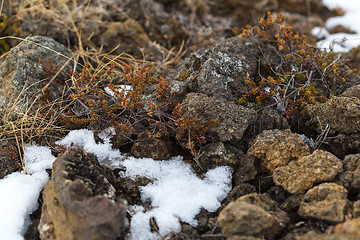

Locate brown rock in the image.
[302,96,360,135]
[273,150,343,194]
[237,193,290,228]
[179,93,256,142]
[299,183,348,223]
[300,231,359,240]
[218,201,282,240]
[233,154,258,184]
[248,129,310,173]
[352,200,360,218]
[38,147,128,240]
[339,154,360,192]
[334,217,360,235]
[0,141,19,179]
[131,132,175,160]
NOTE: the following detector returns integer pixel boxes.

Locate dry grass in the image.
[0,0,186,172]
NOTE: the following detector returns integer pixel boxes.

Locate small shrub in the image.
[238,12,355,118]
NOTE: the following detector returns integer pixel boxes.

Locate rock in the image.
[0,36,73,111]
[218,201,282,240]
[299,183,348,223]
[302,96,360,135]
[38,147,128,240]
[273,150,343,194]
[0,141,20,179]
[198,142,243,171]
[342,84,360,99]
[237,193,290,228]
[219,183,256,212]
[353,200,360,218]
[338,154,360,192]
[299,231,359,240]
[179,93,256,142]
[334,217,360,235]
[185,37,261,101]
[248,129,310,173]
[320,133,360,159]
[233,154,258,184]
[131,132,175,160]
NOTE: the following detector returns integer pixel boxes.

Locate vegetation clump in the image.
[238,12,356,118]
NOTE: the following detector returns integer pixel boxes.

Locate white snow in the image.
[314,0,360,52]
[0,145,56,240]
[105,85,133,98]
[122,157,232,239]
[0,129,232,240]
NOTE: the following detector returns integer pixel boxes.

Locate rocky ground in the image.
[1,0,360,239]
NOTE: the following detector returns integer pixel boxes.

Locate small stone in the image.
[338,154,360,192]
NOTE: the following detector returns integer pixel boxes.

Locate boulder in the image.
[0,36,73,111]
[299,183,348,223]
[179,92,256,142]
[184,37,261,101]
[273,150,343,194]
[248,129,310,173]
[0,141,20,179]
[38,147,128,240]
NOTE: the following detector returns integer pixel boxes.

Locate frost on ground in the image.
[313,0,360,52]
[0,129,232,240]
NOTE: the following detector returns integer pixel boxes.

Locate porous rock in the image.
[302,96,360,135]
[131,132,175,160]
[198,142,243,171]
[248,129,310,173]
[0,141,20,179]
[185,37,260,101]
[0,36,73,111]
[299,231,359,240]
[338,154,360,192]
[179,92,256,142]
[237,193,290,229]
[218,201,282,240]
[273,150,343,194]
[298,183,348,223]
[38,146,128,240]
[334,217,360,235]
[341,84,360,99]
[232,154,258,184]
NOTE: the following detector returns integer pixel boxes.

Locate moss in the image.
[175,71,191,82]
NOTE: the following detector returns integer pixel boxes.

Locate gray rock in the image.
[342,84,360,99]
[248,129,310,173]
[38,147,128,240]
[273,150,343,194]
[0,36,73,112]
[185,37,260,101]
[299,183,348,223]
[199,142,243,171]
[233,154,258,184]
[179,92,256,142]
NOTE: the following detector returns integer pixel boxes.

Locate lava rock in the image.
[299,183,348,223]
[248,129,310,173]
[38,146,128,240]
[273,150,343,194]
[179,92,256,142]
[338,154,360,192]
[218,201,282,240]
